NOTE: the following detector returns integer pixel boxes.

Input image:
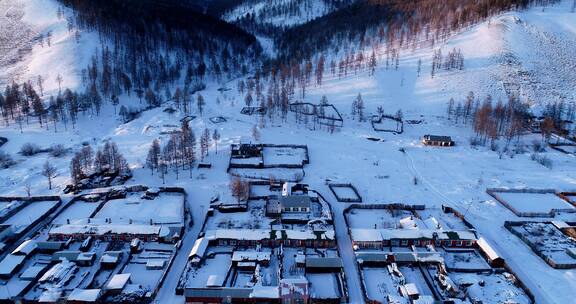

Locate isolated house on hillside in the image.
[422,135,454,147]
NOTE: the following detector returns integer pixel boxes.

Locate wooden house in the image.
[422,135,454,147]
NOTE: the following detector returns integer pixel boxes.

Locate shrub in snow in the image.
[531,153,553,169]
[469,137,482,147]
[20,143,41,156]
[532,140,545,153]
[50,144,67,157]
[0,151,15,168]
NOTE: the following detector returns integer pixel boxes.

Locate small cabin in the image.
[422,135,454,147]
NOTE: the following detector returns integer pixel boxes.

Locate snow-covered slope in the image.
[0,0,98,93]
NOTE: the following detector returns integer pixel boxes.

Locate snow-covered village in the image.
[0,0,575,303]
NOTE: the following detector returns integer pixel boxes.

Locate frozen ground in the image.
[451,272,532,304]
[52,201,99,225]
[361,267,405,303]
[0,0,575,303]
[94,192,184,225]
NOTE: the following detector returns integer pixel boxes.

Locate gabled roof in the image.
[189,237,209,259]
[305,257,343,269]
[280,195,311,208]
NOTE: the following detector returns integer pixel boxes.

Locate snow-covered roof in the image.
[552,220,570,230]
[206,274,225,287]
[101,253,120,264]
[205,229,335,241]
[250,286,279,299]
[106,273,131,290]
[146,259,165,269]
[20,265,48,281]
[189,237,208,259]
[280,277,309,296]
[351,229,383,242]
[305,257,343,269]
[49,223,161,236]
[402,283,419,296]
[351,228,476,242]
[477,237,500,261]
[280,195,311,208]
[67,288,101,302]
[39,259,76,283]
[423,217,441,230]
[413,295,435,304]
[38,288,62,303]
[12,240,37,256]
[205,229,270,241]
[232,250,271,262]
[0,254,26,276]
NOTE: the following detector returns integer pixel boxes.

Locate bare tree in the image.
[56,74,63,93]
[42,161,57,190]
[230,177,249,202]
[212,129,221,154]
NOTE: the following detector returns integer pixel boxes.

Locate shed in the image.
[77,252,96,266]
[100,251,123,268]
[189,237,208,264]
[477,237,504,267]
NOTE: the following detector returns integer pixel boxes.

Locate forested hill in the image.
[273,0,559,62]
[57,0,258,47]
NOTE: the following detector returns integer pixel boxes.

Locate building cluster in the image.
[0,187,185,303]
[345,205,533,303]
[178,182,347,303]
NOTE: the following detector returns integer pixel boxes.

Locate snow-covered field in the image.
[3,200,57,233]
[94,192,184,225]
[496,191,575,213]
[0,0,576,303]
